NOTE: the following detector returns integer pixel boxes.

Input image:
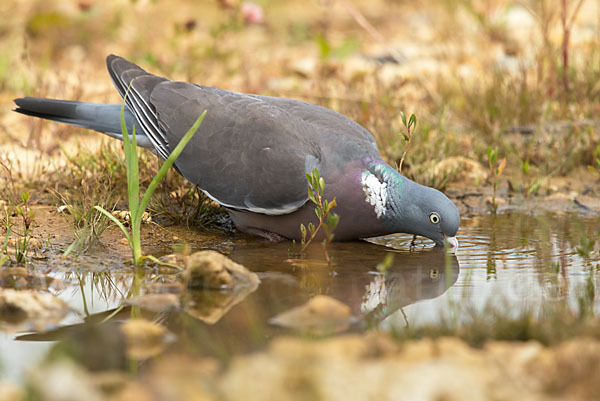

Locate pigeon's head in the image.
[360,163,460,248]
[398,184,461,249]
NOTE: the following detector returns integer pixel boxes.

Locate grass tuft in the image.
[94,95,206,266]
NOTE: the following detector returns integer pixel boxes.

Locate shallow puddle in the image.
[1,212,599,382]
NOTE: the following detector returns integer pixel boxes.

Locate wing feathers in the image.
[106,55,170,158]
[104,55,378,216]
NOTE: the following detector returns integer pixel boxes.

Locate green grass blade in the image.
[120,83,140,214]
[141,255,183,270]
[93,206,131,244]
[128,125,140,216]
[137,110,206,218]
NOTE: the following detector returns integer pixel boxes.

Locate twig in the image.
[337,0,384,43]
[561,0,586,93]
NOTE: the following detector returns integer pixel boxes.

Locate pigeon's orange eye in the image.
[429,213,440,224]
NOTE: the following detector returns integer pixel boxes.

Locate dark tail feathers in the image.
[13,97,152,148]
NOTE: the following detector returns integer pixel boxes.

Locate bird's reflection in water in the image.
[15,240,459,367]
[229,240,459,327]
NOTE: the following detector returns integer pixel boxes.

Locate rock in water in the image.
[269,295,353,335]
[184,251,260,290]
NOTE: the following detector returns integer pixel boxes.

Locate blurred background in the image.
[1,0,599,197]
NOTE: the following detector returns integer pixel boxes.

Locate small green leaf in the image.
[313,168,320,184]
[315,34,331,59]
[528,180,541,195]
[307,186,316,204]
[308,222,315,233]
[402,133,409,142]
[94,206,131,244]
[409,114,417,130]
[319,177,325,193]
[327,213,339,230]
[400,111,407,127]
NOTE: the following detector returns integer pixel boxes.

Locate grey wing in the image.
[150,82,322,215]
[253,95,379,153]
[106,55,329,215]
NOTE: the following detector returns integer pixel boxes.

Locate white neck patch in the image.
[361,171,388,218]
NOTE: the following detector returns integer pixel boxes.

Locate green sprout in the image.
[587,157,600,179]
[14,191,34,263]
[519,159,541,197]
[298,168,340,263]
[0,162,35,265]
[94,95,206,267]
[0,208,9,267]
[398,112,417,173]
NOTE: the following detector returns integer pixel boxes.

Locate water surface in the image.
[1,212,598,381]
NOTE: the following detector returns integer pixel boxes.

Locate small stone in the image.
[269,295,352,335]
[57,205,71,214]
[184,251,259,290]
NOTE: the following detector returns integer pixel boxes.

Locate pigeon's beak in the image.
[445,236,459,251]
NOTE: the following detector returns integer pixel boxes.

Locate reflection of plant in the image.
[576,232,598,264]
[487,146,506,213]
[296,169,339,263]
[376,253,394,274]
[94,97,206,266]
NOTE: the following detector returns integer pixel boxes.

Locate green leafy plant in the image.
[487,146,506,213]
[519,159,542,197]
[0,161,35,264]
[53,141,124,256]
[94,98,206,266]
[315,34,360,60]
[297,168,340,263]
[14,191,34,263]
[398,112,417,173]
[587,157,600,179]
[0,208,10,267]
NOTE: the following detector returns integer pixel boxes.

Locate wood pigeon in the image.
[13,55,459,248]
